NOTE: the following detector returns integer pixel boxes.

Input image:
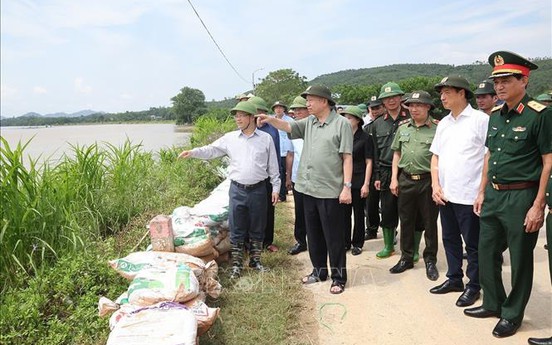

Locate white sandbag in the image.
[109,251,206,280]
[106,302,197,345]
[189,179,230,224]
[172,207,213,257]
[127,264,199,306]
[183,298,220,336]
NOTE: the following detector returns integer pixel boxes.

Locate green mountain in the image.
[309,58,552,96]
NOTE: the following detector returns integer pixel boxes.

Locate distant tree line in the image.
[2,59,550,127]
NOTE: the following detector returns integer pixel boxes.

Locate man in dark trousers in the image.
[389,91,439,279]
[370,82,410,260]
[429,75,489,306]
[364,95,385,240]
[179,101,281,279]
[466,51,552,339]
[256,85,353,295]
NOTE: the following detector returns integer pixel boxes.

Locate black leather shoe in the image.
[389,259,414,274]
[464,306,500,318]
[528,336,552,345]
[492,318,520,338]
[429,279,464,294]
[455,288,481,307]
[351,247,363,256]
[365,228,378,240]
[288,243,307,255]
[425,262,439,281]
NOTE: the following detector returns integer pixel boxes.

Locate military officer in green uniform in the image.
[370,82,410,259]
[474,79,498,115]
[466,51,552,339]
[388,91,440,279]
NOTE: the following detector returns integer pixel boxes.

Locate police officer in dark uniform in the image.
[466,51,552,339]
[388,91,440,280]
[370,82,410,259]
[364,95,385,240]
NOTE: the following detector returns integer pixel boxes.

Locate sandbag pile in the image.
[149,178,232,263]
[98,178,233,344]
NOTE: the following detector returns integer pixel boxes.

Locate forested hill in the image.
[310,59,552,95]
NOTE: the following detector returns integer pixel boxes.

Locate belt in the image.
[490,181,538,191]
[402,171,431,181]
[231,180,265,190]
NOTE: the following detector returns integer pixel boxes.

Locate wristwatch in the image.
[344,182,352,188]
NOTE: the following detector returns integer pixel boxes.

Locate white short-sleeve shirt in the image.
[430,104,489,205]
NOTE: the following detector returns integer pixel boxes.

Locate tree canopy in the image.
[255,69,308,108]
[171,87,207,124]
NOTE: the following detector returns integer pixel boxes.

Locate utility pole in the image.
[252,67,264,90]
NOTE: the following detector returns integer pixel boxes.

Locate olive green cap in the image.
[235,93,248,100]
[340,105,364,125]
[301,85,336,106]
[357,103,367,112]
[488,50,538,78]
[230,101,256,116]
[535,93,552,102]
[434,75,473,99]
[271,101,288,111]
[368,95,382,107]
[290,96,307,109]
[248,96,269,112]
[404,90,435,109]
[378,82,405,99]
[474,79,496,96]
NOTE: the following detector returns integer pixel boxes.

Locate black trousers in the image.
[365,180,380,230]
[379,168,399,229]
[344,188,366,248]
[263,179,276,247]
[303,195,347,284]
[279,156,287,201]
[397,173,438,263]
[440,202,480,290]
[292,183,307,247]
[228,182,267,243]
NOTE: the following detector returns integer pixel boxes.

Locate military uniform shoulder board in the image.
[527,100,547,113]
[491,104,504,113]
[399,119,410,126]
[430,118,440,125]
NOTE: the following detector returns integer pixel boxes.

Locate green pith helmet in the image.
[474,79,496,95]
[341,105,364,125]
[301,85,336,106]
[379,82,405,99]
[248,96,269,112]
[535,93,552,102]
[231,101,256,116]
[368,95,382,107]
[290,96,307,109]
[357,103,368,113]
[434,75,474,99]
[488,50,538,79]
[401,92,412,103]
[271,101,288,111]
[404,90,435,110]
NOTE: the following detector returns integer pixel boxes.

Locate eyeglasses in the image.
[233,113,250,118]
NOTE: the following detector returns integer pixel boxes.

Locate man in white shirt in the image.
[429,76,489,308]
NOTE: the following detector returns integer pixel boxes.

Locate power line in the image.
[186,0,249,84]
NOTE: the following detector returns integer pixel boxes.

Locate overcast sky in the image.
[1,0,551,117]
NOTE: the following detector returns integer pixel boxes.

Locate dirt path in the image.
[283,197,552,345]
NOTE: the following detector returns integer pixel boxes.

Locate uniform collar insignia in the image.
[515,103,525,114]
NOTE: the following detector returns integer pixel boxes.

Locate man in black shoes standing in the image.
[429,75,489,307]
[466,51,551,339]
[388,91,439,280]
